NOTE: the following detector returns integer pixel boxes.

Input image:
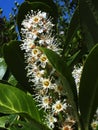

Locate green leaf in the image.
[25,0,58,18]
[79,0,98,51]
[65,7,79,46]
[0,83,41,123]
[67,50,80,67]
[0,114,18,129]
[40,47,79,122]
[9,120,50,130]
[96,125,98,130]
[0,114,49,130]
[17,1,58,34]
[0,116,9,128]
[0,58,7,80]
[79,44,98,130]
[3,40,32,92]
[8,75,18,86]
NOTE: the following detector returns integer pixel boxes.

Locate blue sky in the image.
[0,0,24,18]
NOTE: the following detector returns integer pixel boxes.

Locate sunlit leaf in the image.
[0,115,9,128]
[0,114,18,129]
[0,83,41,123]
[0,58,7,80]
[8,75,18,86]
[9,120,50,130]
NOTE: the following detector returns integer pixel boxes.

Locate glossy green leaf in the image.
[65,7,79,46]
[0,58,7,80]
[79,0,98,51]
[0,83,41,123]
[17,1,58,34]
[0,114,18,129]
[79,44,98,130]
[8,75,18,86]
[96,125,98,130]
[67,50,80,67]
[0,114,49,130]
[40,47,79,122]
[0,116,9,128]
[25,0,58,19]
[3,40,32,92]
[9,119,50,130]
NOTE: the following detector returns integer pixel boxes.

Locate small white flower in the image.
[31,29,39,39]
[45,114,57,129]
[39,54,48,68]
[35,69,45,78]
[32,78,52,91]
[42,78,51,89]
[26,64,38,76]
[37,96,51,110]
[20,39,35,52]
[31,69,45,83]
[32,15,41,24]
[52,100,67,114]
[31,48,41,59]
[47,40,62,54]
[61,125,73,130]
[54,84,63,95]
[21,21,32,30]
[39,11,47,19]
[34,89,46,100]
[91,120,98,130]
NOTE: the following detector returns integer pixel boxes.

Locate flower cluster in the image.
[72,64,83,94]
[20,10,75,130]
